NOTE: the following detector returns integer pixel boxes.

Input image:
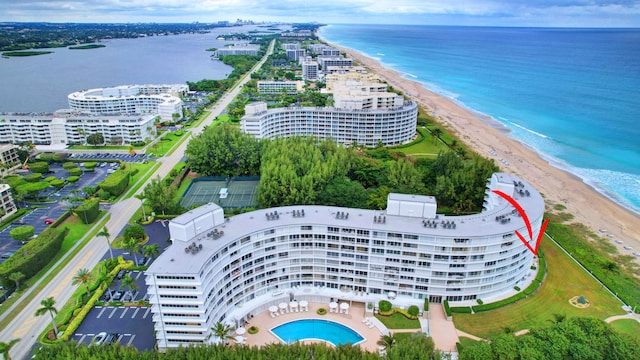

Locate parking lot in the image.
[70,221,171,351]
[0,163,111,262]
[69,153,150,163]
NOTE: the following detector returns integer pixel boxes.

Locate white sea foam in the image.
[404,73,418,79]
[377,53,385,56]
[506,121,548,139]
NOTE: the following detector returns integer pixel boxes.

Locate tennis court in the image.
[181,177,259,209]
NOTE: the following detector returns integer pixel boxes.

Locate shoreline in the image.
[319,36,640,263]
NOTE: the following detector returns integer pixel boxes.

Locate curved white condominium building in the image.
[240,100,417,147]
[146,173,544,350]
[67,84,187,122]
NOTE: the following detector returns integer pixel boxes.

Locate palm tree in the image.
[97,226,113,260]
[143,244,161,261]
[376,334,397,350]
[431,128,442,144]
[35,297,59,337]
[72,268,93,297]
[134,193,147,221]
[123,237,141,264]
[0,338,20,360]
[8,271,25,290]
[119,273,139,297]
[208,322,234,345]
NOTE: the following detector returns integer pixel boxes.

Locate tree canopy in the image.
[86,132,104,146]
[186,124,261,177]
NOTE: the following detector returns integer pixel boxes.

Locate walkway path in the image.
[429,304,459,352]
[604,313,640,323]
[0,40,275,360]
[456,329,484,342]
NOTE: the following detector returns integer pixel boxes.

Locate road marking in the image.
[77,335,88,345]
[97,307,107,318]
[108,307,118,318]
[127,334,136,346]
[120,307,129,319]
[143,307,151,319]
[131,307,141,319]
[13,316,38,337]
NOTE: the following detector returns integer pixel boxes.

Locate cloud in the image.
[1,0,639,26]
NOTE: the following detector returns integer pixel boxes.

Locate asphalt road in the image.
[0,40,274,360]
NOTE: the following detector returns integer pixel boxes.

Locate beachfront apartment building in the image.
[0,145,20,167]
[212,44,260,57]
[257,81,304,95]
[302,61,319,81]
[317,56,353,70]
[145,173,544,350]
[0,110,156,146]
[0,184,17,221]
[67,84,185,122]
[286,49,307,62]
[240,99,417,147]
[308,44,341,56]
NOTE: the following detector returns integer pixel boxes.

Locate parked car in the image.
[93,332,108,346]
[123,292,133,302]
[12,220,26,225]
[44,218,55,225]
[116,270,126,279]
[100,290,114,302]
[137,256,148,266]
[105,333,120,344]
[112,291,124,301]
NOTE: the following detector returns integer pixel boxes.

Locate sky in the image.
[1,0,639,27]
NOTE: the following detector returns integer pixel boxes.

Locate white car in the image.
[93,332,108,345]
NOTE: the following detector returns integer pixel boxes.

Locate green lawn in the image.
[60,214,101,251]
[392,127,449,157]
[192,110,212,127]
[121,161,160,200]
[374,313,421,329]
[609,319,640,341]
[393,332,420,342]
[458,336,481,348]
[146,131,190,157]
[453,236,625,339]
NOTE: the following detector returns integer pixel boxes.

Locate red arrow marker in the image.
[492,190,549,255]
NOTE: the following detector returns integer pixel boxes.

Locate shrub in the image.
[50,179,65,189]
[443,300,452,317]
[39,153,61,163]
[74,198,100,224]
[514,286,521,291]
[407,305,420,317]
[66,175,80,184]
[98,189,111,200]
[4,175,25,188]
[29,162,49,174]
[44,176,57,183]
[451,306,472,314]
[423,298,429,312]
[99,170,130,196]
[23,173,42,182]
[10,225,35,241]
[379,300,392,312]
[248,326,259,334]
[476,299,484,305]
[317,308,327,315]
[67,167,83,176]
[62,162,78,170]
[123,224,145,241]
[83,162,97,169]
[0,227,67,286]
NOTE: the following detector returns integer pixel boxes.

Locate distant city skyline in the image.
[1,0,639,28]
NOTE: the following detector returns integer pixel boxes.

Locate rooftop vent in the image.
[266,211,280,220]
[185,242,203,255]
[292,209,305,218]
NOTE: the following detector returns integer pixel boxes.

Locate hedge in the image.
[73,198,100,224]
[23,173,43,182]
[450,306,472,314]
[9,225,34,241]
[62,162,78,169]
[443,300,452,317]
[4,175,25,188]
[67,167,83,176]
[0,227,67,287]
[50,179,65,189]
[99,170,130,196]
[44,176,57,183]
[423,298,429,312]
[39,153,62,163]
[29,162,50,174]
[83,162,97,169]
[66,176,80,184]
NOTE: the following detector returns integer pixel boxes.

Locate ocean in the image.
[318,24,640,215]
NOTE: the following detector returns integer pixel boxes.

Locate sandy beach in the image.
[325,41,640,263]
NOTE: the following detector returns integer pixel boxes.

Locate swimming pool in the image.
[270,319,365,346]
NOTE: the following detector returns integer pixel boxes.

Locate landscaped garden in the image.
[453,236,624,339]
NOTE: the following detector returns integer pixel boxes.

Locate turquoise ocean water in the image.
[318,25,640,214]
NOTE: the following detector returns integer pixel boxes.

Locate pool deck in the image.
[242,302,385,353]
